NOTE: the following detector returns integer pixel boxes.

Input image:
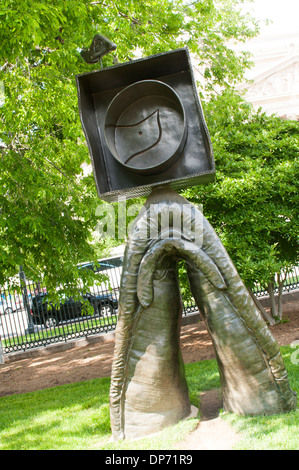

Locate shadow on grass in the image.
[185,358,221,407]
[0,377,111,450]
[225,408,299,450]
[0,358,221,450]
[1,349,296,450]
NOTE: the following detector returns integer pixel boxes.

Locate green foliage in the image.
[0,0,259,291]
[183,91,299,290]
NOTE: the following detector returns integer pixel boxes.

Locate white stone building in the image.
[240,29,299,120]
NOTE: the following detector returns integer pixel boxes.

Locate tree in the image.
[183,91,299,323]
[0,0,259,294]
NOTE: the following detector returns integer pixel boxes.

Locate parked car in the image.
[77,256,123,293]
[0,300,13,315]
[0,295,23,315]
[30,291,118,328]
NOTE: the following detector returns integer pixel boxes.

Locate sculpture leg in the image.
[187,265,296,415]
[186,214,297,415]
[122,265,190,440]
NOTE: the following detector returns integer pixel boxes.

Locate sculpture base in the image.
[110,406,199,442]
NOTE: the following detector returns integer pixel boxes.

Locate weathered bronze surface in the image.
[80,34,116,64]
[110,188,297,441]
[76,46,297,442]
[105,80,187,175]
[76,48,214,201]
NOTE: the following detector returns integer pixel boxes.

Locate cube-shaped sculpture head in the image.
[76,48,215,202]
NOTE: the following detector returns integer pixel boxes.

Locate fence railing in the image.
[0,261,123,355]
[1,262,298,356]
[253,265,299,297]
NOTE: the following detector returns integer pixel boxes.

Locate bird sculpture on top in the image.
[80,34,117,67]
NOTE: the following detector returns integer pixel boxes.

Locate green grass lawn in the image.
[0,346,298,450]
[223,346,299,450]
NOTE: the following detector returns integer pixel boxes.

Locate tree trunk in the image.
[277,273,284,321]
[247,287,276,326]
[267,281,278,323]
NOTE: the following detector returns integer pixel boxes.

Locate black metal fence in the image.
[0,258,123,355]
[254,266,299,297]
[1,261,298,356]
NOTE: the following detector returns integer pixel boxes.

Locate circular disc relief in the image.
[104,80,187,175]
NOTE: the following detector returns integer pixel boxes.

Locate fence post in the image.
[0,338,4,364]
[19,266,35,334]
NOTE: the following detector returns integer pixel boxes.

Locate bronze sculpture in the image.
[76,48,215,202]
[110,188,297,440]
[77,44,297,442]
[80,34,116,66]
